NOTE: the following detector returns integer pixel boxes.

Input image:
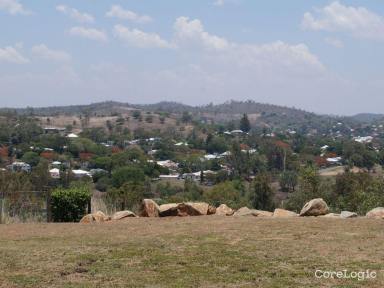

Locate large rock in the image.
[233,207,273,217]
[233,207,254,216]
[80,211,109,223]
[159,203,179,217]
[253,210,274,217]
[185,202,211,215]
[366,207,384,219]
[340,211,358,219]
[215,204,234,216]
[273,209,298,217]
[112,210,137,220]
[300,198,329,216]
[159,202,213,217]
[139,199,160,217]
[94,211,109,222]
[321,213,340,218]
[79,214,95,223]
[208,205,217,215]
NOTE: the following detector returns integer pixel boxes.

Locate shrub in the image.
[51,184,91,222]
[204,180,248,209]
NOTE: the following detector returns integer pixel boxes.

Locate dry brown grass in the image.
[0,217,383,287]
[37,113,196,136]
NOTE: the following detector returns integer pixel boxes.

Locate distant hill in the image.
[350,113,384,123]
[0,100,361,134]
[136,100,352,133]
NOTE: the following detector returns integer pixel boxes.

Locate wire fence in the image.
[0,191,118,223]
[0,191,51,224]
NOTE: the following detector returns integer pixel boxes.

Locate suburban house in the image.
[49,168,60,179]
[7,161,32,173]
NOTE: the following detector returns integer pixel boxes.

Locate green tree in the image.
[109,181,145,211]
[112,166,145,188]
[181,111,192,123]
[284,166,325,212]
[51,184,91,222]
[250,173,275,211]
[21,151,41,167]
[279,171,298,192]
[239,113,251,132]
[204,180,248,209]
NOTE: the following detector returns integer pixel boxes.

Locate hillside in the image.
[0,100,358,134]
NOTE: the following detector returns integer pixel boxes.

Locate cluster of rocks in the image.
[79,198,384,223]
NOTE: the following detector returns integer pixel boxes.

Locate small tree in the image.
[132,110,141,120]
[51,184,91,222]
[250,173,275,211]
[109,181,145,211]
[279,171,298,192]
[21,151,41,167]
[239,113,251,132]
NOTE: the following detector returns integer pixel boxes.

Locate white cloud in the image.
[325,37,344,48]
[172,16,324,72]
[56,4,94,23]
[302,1,384,40]
[0,0,30,15]
[0,45,28,63]
[213,0,225,7]
[106,5,152,23]
[113,24,173,48]
[174,17,230,50]
[69,26,108,42]
[31,44,71,62]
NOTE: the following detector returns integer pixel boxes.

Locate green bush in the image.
[51,184,91,222]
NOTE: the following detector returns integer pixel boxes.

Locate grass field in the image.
[0,217,383,287]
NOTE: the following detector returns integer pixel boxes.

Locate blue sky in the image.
[0,0,383,115]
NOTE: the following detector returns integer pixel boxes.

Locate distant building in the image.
[44,127,66,135]
[354,136,373,144]
[326,157,342,165]
[203,154,221,161]
[7,161,31,173]
[156,160,179,170]
[159,174,180,180]
[72,169,92,178]
[49,168,60,179]
[67,133,79,138]
[182,170,217,181]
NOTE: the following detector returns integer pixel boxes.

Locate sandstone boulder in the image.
[159,203,179,217]
[208,205,217,215]
[273,208,298,217]
[366,207,384,219]
[340,211,358,219]
[321,213,340,218]
[185,202,210,215]
[253,210,274,217]
[112,210,137,220]
[233,207,254,216]
[80,211,109,223]
[215,204,235,216]
[139,199,160,217]
[159,202,213,217]
[79,214,95,223]
[300,198,329,216]
[233,207,273,217]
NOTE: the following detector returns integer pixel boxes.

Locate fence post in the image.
[87,198,92,214]
[0,192,3,224]
[46,190,52,223]
[0,191,3,224]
